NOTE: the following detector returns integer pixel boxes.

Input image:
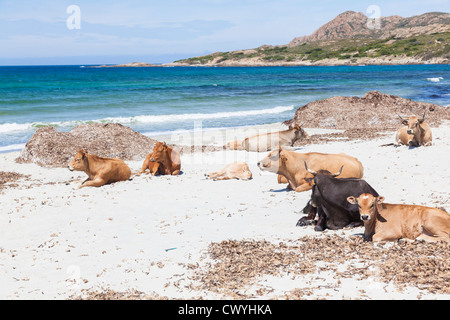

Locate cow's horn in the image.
[331,165,344,177]
[421,110,426,121]
[397,114,406,122]
[304,161,317,176]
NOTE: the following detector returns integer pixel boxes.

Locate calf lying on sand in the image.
[139,142,181,176]
[205,162,252,181]
[347,193,450,243]
[68,149,131,188]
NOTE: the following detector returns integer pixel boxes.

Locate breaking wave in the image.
[0,105,296,134]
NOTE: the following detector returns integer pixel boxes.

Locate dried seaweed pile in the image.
[71,288,168,300]
[284,91,450,130]
[0,171,30,190]
[191,235,449,298]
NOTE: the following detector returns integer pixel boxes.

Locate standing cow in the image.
[395,112,432,147]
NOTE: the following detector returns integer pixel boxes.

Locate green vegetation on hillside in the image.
[175,32,450,64]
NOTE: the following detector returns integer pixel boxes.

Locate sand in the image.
[0,122,449,300]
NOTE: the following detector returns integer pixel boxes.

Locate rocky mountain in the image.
[171,11,450,66]
[288,11,450,46]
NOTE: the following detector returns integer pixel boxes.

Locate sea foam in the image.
[426,77,444,82]
[0,105,296,134]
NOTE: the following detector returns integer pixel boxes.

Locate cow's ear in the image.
[376,196,385,204]
[79,149,86,158]
[402,120,408,126]
[418,118,424,124]
[281,155,287,162]
[347,196,357,204]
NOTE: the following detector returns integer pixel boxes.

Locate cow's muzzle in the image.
[67,165,74,171]
[406,129,414,135]
[361,215,370,221]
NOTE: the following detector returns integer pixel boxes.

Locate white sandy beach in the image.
[0,122,449,300]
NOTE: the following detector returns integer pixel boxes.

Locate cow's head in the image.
[150,142,169,162]
[68,149,88,171]
[398,112,426,135]
[304,161,343,185]
[257,148,286,173]
[239,163,253,180]
[347,193,385,221]
[289,123,308,141]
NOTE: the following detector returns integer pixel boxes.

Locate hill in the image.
[169,11,450,66]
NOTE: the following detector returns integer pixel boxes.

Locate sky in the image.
[0,0,449,65]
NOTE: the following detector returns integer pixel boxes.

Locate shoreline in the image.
[1,121,449,300]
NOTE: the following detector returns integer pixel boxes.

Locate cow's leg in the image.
[213,175,231,181]
[297,207,317,226]
[150,162,161,176]
[294,182,312,193]
[171,170,180,176]
[79,178,107,188]
[138,154,152,175]
[314,207,327,231]
[207,169,225,180]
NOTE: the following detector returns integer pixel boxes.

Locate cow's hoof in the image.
[296,217,315,227]
[314,225,324,232]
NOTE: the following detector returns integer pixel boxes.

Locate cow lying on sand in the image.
[395,112,432,147]
[68,149,131,188]
[298,163,379,231]
[205,162,252,181]
[257,147,364,192]
[139,142,181,176]
[225,124,307,152]
[347,193,450,243]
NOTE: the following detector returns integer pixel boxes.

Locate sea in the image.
[0,64,449,152]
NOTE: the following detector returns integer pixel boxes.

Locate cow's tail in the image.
[379,143,395,147]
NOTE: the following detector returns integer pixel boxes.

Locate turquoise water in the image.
[0,64,449,151]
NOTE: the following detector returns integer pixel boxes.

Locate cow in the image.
[138,152,165,176]
[140,142,181,176]
[299,162,379,231]
[257,147,364,192]
[347,193,450,243]
[225,124,307,152]
[68,149,131,188]
[205,161,252,181]
[395,112,432,147]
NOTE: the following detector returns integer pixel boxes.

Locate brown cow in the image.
[68,149,131,188]
[205,162,252,181]
[257,147,363,192]
[139,142,181,176]
[395,112,432,147]
[225,124,307,152]
[347,193,450,243]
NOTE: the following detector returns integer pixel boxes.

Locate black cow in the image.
[297,162,379,231]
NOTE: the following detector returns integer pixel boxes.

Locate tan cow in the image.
[347,193,450,243]
[226,124,307,152]
[68,149,131,188]
[257,147,363,192]
[205,161,253,181]
[139,142,181,176]
[395,112,432,147]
